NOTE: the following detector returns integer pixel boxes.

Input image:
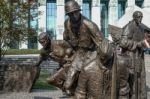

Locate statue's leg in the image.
[63,66,79,90]
[46,65,69,89]
[128,69,136,99]
[63,54,81,90]
[139,61,147,99]
[117,59,130,99]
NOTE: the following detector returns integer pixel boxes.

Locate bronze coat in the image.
[63,15,103,90]
[120,20,147,99]
[74,59,112,99]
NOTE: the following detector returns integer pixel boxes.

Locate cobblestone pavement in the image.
[0,54,150,99]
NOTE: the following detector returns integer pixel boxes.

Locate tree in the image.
[0,0,39,60]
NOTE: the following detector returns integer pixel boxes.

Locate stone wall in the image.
[0,55,59,92]
[1,55,59,72]
[0,63,38,92]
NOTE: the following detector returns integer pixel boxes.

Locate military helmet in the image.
[97,39,113,61]
[65,0,81,15]
[132,11,143,19]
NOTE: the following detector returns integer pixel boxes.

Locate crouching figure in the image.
[36,32,74,92]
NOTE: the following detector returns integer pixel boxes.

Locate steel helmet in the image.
[65,0,81,15]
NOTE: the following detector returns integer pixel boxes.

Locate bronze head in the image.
[97,39,113,64]
[65,0,81,15]
[38,32,51,48]
[133,11,143,25]
[65,0,81,22]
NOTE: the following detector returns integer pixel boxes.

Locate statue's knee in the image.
[46,77,54,84]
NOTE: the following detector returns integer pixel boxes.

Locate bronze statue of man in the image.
[63,0,103,92]
[119,11,147,99]
[36,32,74,91]
[75,39,130,99]
[74,39,113,99]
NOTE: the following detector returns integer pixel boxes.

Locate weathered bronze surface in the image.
[119,11,147,99]
[74,39,131,99]
[0,63,38,92]
[37,32,74,92]
[63,1,103,91]
[74,39,112,99]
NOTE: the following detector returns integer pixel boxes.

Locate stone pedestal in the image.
[0,63,39,92]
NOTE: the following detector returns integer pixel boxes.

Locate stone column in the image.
[37,0,46,49]
[108,0,118,25]
[91,0,101,29]
[143,0,150,13]
[56,0,65,40]
[125,0,135,12]
[108,0,118,40]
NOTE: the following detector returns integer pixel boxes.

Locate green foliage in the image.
[0,0,40,60]
[33,71,57,90]
[5,49,40,55]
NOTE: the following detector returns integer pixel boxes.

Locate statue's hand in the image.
[145,33,150,43]
[143,39,150,48]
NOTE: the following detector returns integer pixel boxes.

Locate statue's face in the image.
[135,16,143,25]
[39,38,49,48]
[68,10,80,22]
[134,12,143,25]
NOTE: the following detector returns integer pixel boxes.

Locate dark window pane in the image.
[83,0,91,19]
[100,1,108,37]
[135,0,144,8]
[118,1,125,19]
[46,0,56,40]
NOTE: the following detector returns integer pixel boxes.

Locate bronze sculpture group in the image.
[36,0,150,99]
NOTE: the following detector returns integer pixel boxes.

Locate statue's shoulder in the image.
[40,48,50,57]
[126,20,134,28]
[83,16,94,26]
[83,16,98,30]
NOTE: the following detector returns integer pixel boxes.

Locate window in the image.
[82,0,91,19]
[46,0,57,40]
[135,0,144,8]
[100,1,108,38]
[118,1,126,19]
[65,0,70,3]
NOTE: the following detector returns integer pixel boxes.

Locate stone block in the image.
[0,63,40,92]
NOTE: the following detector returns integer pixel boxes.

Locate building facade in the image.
[20,0,150,49]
